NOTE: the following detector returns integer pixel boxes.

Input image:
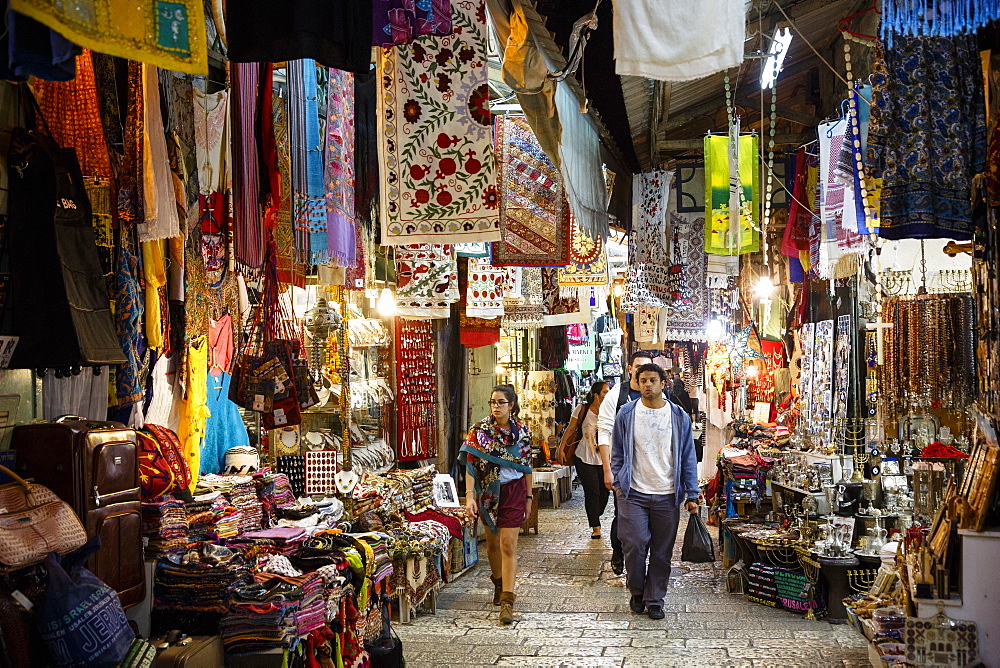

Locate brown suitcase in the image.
[11,415,145,608]
[153,637,224,668]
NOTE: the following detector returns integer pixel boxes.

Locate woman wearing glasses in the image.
[460,385,533,625]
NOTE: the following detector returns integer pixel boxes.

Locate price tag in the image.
[11,590,32,610]
[273,408,287,426]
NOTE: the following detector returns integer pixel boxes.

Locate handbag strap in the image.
[0,464,31,498]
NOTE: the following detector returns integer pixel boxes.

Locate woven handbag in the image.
[0,464,87,572]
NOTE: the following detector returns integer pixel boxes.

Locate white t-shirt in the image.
[631,402,675,494]
[574,405,602,466]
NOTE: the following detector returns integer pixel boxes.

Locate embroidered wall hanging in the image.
[558,220,608,286]
[632,169,672,265]
[492,115,570,266]
[466,257,506,318]
[394,244,459,319]
[658,210,710,342]
[13,0,209,75]
[377,0,500,245]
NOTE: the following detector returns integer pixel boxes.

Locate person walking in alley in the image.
[460,385,533,625]
[557,380,611,539]
[597,351,656,574]
[610,364,700,620]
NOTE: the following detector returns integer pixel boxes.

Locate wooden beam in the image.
[657,133,812,152]
[734,97,819,127]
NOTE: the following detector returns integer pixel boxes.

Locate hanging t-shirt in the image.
[631,402,675,494]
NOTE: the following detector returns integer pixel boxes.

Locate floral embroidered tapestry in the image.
[394,244,460,319]
[492,115,570,266]
[377,0,500,245]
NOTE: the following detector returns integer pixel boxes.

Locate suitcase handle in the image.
[53,415,86,422]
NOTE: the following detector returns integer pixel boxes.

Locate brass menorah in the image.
[847,568,878,593]
[879,268,912,296]
[796,546,822,621]
[935,269,972,293]
[836,418,872,482]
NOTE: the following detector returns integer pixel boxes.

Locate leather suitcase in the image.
[11,416,145,608]
[153,637,224,668]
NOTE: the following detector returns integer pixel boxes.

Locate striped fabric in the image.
[231,62,265,275]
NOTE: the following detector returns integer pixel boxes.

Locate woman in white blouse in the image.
[558,381,611,539]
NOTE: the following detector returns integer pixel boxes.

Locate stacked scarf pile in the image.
[352,533,395,585]
[141,496,188,557]
[220,578,302,653]
[154,545,249,615]
[271,473,297,508]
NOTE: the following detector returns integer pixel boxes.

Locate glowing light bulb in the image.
[495,364,505,375]
[754,275,775,299]
[706,319,725,342]
[376,288,395,317]
[746,364,759,379]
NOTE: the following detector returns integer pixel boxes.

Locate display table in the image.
[533,466,571,508]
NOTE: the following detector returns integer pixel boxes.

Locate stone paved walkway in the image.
[397,489,870,667]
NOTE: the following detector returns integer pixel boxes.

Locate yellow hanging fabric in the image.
[141,239,167,350]
[178,338,209,489]
[11,0,208,75]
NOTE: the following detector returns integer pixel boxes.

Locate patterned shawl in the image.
[459,416,532,533]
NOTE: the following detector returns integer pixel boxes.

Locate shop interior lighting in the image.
[706,319,725,342]
[760,27,793,90]
[376,288,396,317]
[745,364,759,379]
[754,275,775,299]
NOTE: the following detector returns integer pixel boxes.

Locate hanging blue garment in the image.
[200,371,250,474]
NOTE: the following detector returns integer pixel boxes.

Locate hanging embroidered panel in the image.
[325,68,357,267]
[632,170,671,265]
[466,257,506,318]
[395,244,460,319]
[492,115,570,266]
[658,210,710,342]
[704,134,760,255]
[377,0,499,245]
[12,0,208,75]
[558,220,608,286]
[501,267,544,329]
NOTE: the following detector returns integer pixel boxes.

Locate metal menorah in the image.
[835,418,872,482]
[847,569,878,593]
[879,269,913,296]
[935,269,972,293]
[796,547,822,621]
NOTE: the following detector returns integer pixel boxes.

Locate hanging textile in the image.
[880,0,1000,43]
[84,178,115,297]
[117,61,144,227]
[781,148,815,257]
[324,68,357,267]
[225,0,372,74]
[492,115,569,266]
[0,9,80,82]
[458,258,500,348]
[12,0,207,74]
[113,244,145,406]
[502,267,544,330]
[635,306,659,343]
[372,0,452,47]
[377,0,500,246]
[465,257,505,318]
[32,50,112,177]
[138,64,181,242]
[632,170,671,264]
[272,86,301,288]
[704,133,760,255]
[558,221,608,287]
[456,242,490,257]
[613,0,744,82]
[194,89,229,195]
[837,85,879,235]
[555,82,609,241]
[178,338,209,489]
[867,37,984,241]
[353,70,379,238]
[231,62,266,274]
[658,209,710,343]
[288,60,327,263]
[394,244,460,319]
[541,269,590,326]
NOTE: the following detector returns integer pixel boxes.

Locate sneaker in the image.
[629,594,645,614]
[611,553,625,576]
[647,605,665,620]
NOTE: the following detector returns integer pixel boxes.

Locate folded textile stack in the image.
[220,578,301,654]
[237,527,308,556]
[211,494,241,539]
[390,519,451,558]
[229,480,263,533]
[385,471,416,511]
[271,473,297,508]
[142,496,188,557]
[351,532,394,585]
[352,474,393,515]
[185,496,220,544]
[405,509,464,540]
[252,469,278,528]
[154,545,248,615]
[293,573,325,635]
[388,466,436,513]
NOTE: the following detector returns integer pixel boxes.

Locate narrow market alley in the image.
[396,493,870,667]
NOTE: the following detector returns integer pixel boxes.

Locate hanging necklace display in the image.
[332,288,359,496]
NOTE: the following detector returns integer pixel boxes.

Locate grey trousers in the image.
[617,490,680,607]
